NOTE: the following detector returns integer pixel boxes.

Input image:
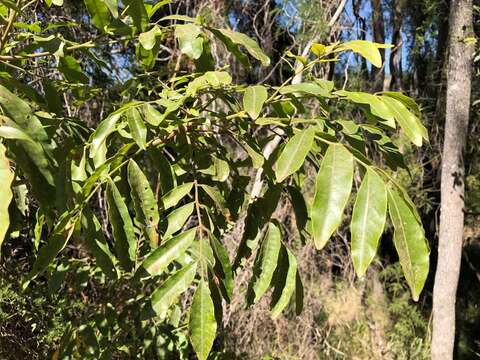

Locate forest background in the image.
[0,0,479,359]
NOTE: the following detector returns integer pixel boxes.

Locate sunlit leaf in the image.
[351,168,387,276]
[151,262,197,318]
[161,182,194,210]
[275,127,315,182]
[0,144,14,253]
[381,96,428,146]
[189,280,217,360]
[243,85,268,120]
[126,107,147,150]
[163,202,194,239]
[142,227,196,276]
[311,144,353,249]
[336,40,391,68]
[175,23,203,60]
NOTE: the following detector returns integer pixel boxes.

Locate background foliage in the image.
[0,0,479,359]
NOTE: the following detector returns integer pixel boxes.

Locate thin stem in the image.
[0,1,20,53]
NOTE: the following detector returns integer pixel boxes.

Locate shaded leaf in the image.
[251,222,281,303]
[81,208,118,279]
[214,28,270,66]
[106,179,136,270]
[210,234,233,302]
[84,0,111,31]
[270,246,297,319]
[387,188,429,301]
[128,159,159,247]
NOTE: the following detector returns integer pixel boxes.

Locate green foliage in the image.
[0,1,431,358]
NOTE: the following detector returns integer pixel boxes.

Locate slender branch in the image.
[0,1,20,53]
[0,41,95,61]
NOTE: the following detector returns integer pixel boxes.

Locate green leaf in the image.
[214,28,270,66]
[58,55,89,84]
[336,40,391,68]
[212,157,229,182]
[243,85,268,119]
[127,159,159,247]
[142,228,196,276]
[0,144,14,253]
[0,0,19,11]
[142,103,163,126]
[28,210,79,281]
[89,112,122,167]
[139,25,161,50]
[189,280,217,360]
[103,0,118,18]
[175,23,204,60]
[275,127,315,182]
[381,96,427,146]
[337,90,395,127]
[350,168,387,277]
[199,184,230,218]
[270,247,297,319]
[164,202,194,239]
[209,28,251,67]
[311,144,353,249]
[251,222,282,303]
[123,0,148,32]
[151,262,197,318]
[106,179,136,270]
[0,85,48,142]
[0,125,34,142]
[279,82,331,97]
[126,107,147,150]
[161,182,194,210]
[81,208,118,279]
[210,234,233,302]
[286,186,308,236]
[387,188,429,301]
[243,141,264,169]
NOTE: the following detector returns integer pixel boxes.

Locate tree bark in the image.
[431,1,474,359]
[370,0,385,91]
[389,0,402,90]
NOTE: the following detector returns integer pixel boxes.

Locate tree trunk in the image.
[389,0,402,90]
[431,1,474,359]
[370,0,385,91]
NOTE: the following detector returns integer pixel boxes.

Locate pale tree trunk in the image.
[431,1,474,359]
